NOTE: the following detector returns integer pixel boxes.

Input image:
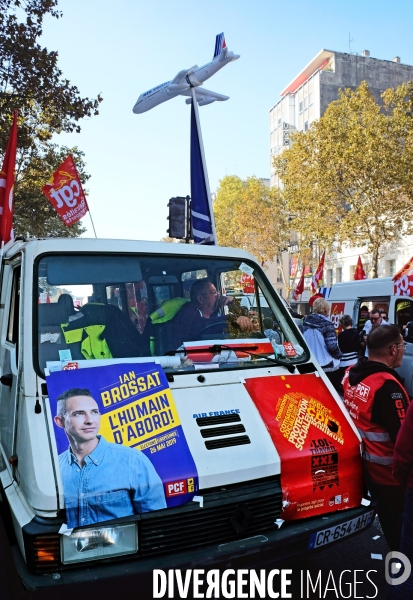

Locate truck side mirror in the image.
[0,374,13,387]
[406,322,413,343]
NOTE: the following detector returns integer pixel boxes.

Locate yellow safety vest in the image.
[61,304,113,360]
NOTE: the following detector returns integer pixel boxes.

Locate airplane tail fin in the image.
[213,32,226,59]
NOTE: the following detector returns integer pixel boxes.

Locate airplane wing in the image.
[170,66,198,84]
[181,87,229,106]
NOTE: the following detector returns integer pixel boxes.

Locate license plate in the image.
[308,510,374,549]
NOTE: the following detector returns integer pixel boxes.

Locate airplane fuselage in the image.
[133,54,235,114]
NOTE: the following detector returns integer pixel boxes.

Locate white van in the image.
[0,238,374,595]
[326,277,413,394]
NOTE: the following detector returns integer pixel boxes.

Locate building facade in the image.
[269,49,413,305]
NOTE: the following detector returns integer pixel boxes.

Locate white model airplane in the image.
[133,33,240,114]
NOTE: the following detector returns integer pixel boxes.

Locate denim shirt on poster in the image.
[58,435,167,528]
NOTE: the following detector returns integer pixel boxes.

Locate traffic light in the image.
[167,196,189,240]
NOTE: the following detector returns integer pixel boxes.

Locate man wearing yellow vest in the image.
[342,325,410,551]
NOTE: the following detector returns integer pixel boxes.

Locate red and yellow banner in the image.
[330,302,345,333]
[42,155,89,226]
[311,250,325,294]
[244,374,362,520]
[393,256,413,297]
[240,273,255,293]
[290,256,298,278]
[354,256,367,280]
[292,269,305,301]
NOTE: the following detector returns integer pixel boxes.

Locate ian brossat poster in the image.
[47,362,198,529]
[244,373,363,520]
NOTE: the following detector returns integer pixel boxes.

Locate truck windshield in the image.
[36,253,308,375]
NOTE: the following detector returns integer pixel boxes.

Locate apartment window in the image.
[326,269,333,286]
[299,100,303,112]
[304,120,309,131]
[387,259,396,277]
[277,268,283,283]
[349,265,356,279]
[336,267,342,283]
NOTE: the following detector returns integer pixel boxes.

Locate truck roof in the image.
[328,277,394,300]
[4,237,258,262]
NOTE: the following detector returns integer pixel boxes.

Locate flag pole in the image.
[190,87,217,244]
[88,210,97,238]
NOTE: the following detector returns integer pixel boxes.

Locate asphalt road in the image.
[285,515,390,599]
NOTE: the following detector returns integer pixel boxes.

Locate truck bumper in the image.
[13,503,375,593]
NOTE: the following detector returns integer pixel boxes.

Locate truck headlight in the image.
[61,523,138,564]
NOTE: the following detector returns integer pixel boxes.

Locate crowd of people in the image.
[175,285,413,593]
[297,296,413,597]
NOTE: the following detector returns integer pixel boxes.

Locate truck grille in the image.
[200,424,246,438]
[196,413,252,450]
[139,477,282,556]
[204,435,251,450]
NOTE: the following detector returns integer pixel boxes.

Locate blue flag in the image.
[190,101,216,244]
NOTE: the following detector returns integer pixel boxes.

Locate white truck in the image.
[0,237,374,597]
[326,277,413,395]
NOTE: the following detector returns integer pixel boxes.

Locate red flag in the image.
[354,256,367,280]
[292,269,305,301]
[0,110,18,246]
[311,250,325,294]
[290,256,298,277]
[240,273,255,293]
[393,256,413,296]
[42,155,89,226]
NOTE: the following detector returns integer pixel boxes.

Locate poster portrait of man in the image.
[54,387,167,528]
[47,362,198,529]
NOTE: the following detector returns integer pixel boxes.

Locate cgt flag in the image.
[42,155,89,227]
[311,250,325,295]
[0,110,18,246]
[190,100,216,244]
[292,269,305,301]
[393,257,413,297]
[354,256,367,281]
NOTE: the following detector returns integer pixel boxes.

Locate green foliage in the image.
[214,175,289,264]
[273,81,413,277]
[0,0,102,237]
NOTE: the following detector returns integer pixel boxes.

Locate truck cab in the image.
[0,238,374,594]
[327,277,413,395]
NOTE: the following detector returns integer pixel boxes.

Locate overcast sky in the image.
[39,0,413,241]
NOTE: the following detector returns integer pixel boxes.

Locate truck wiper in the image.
[166,344,296,373]
[216,344,296,373]
[166,344,259,356]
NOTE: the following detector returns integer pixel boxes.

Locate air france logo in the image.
[355,383,370,402]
